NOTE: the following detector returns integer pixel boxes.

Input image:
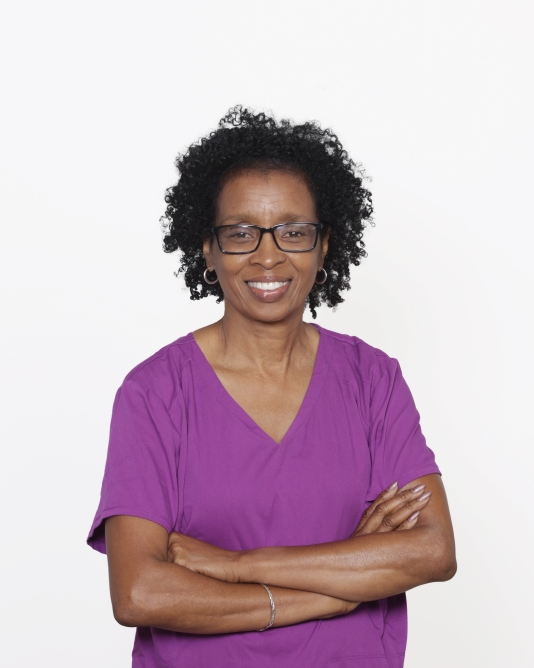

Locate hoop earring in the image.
[315,267,327,285]
[203,268,219,285]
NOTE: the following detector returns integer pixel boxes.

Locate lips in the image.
[245,277,291,303]
[248,281,288,290]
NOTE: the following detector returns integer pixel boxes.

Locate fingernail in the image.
[417,491,432,502]
[387,481,398,491]
[411,484,425,494]
[408,511,420,522]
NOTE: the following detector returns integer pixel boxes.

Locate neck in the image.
[213,303,317,373]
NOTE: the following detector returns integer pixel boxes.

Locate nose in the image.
[251,228,285,267]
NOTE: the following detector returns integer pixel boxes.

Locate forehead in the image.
[216,170,316,223]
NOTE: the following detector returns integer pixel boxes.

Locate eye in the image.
[218,225,258,244]
[231,230,254,239]
[279,224,315,239]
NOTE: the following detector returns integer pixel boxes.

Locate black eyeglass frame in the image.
[207,222,326,255]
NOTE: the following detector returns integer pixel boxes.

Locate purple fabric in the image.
[88,325,441,668]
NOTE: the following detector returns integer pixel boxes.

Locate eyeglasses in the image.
[208,222,324,254]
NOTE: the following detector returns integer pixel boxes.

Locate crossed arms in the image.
[105,473,456,634]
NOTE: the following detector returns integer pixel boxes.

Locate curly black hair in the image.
[161,106,373,318]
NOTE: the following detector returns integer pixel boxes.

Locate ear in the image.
[320,228,330,263]
[203,236,213,268]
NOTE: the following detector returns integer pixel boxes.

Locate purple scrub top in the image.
[88,324,441,667]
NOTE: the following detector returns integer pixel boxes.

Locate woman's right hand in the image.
[350,481,432,538]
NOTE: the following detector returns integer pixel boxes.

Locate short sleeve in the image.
[366,358,440,501]
[87,377,182,554]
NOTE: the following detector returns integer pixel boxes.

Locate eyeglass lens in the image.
[217,223,318,253]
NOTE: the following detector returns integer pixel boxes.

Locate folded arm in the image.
[169,474,456,603]
[106,473,455,633]
[105,516,357,634]
[239,475,455,601]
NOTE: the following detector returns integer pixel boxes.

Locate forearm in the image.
[236,525,456,602]
[114,558,356,633]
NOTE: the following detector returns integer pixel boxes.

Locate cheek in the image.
[293,256,321,282]
[213,258,247,287]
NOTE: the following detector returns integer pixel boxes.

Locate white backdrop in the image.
[1,1,533,666]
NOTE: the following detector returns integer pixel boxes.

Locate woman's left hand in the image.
[167,532,240,582]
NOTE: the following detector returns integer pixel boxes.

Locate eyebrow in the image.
[217,213,316,224]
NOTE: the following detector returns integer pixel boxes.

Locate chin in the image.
[246,302,303,324]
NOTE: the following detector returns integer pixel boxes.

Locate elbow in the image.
[433,554,457,582]
[111,583,151,628]
[112,594,141,627]
[427,536,457,583]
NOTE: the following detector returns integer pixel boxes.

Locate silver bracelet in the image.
[257,584,276,631]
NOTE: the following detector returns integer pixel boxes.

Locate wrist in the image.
[342,599,360,614]
[234,549,253,583]
[317,596,359,619]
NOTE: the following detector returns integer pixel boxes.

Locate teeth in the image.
[248,281,288,290]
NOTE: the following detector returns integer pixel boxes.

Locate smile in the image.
[247,281,289,290]
[245,279,292,303]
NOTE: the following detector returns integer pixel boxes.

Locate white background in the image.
[1,1,533,666]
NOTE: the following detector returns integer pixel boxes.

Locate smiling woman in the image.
[87,106,456,668]
[203,170,328,321]
[161,106,373,318]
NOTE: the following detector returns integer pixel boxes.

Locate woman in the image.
[88,107,456,668]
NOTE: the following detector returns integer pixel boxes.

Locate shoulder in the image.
[314,324,399,386]
[120,333,197,409]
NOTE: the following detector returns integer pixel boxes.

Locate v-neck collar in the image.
[189,323,332,446]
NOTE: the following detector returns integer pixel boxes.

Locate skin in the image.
[106,169,456,633]
[197,169,330,444]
